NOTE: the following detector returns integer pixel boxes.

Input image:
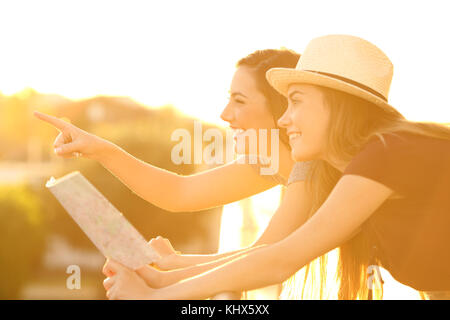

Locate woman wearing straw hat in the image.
[103,34,450,300]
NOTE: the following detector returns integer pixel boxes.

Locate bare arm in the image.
[108,181,311,290]
[145,175,393,299]
[100,143,280,212]
[151,180,311,270]
[34,111,292,212]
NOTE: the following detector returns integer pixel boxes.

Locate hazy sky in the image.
[0,0,449,126]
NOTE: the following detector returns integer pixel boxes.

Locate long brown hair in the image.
[281,86,450,300]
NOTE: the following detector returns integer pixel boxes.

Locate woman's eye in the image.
[231,97,245,104]
[226,96,244,104]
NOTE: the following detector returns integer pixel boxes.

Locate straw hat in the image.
[266,35,397,113]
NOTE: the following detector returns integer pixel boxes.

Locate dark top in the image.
[343,131,450,291]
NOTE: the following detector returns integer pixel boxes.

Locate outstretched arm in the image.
[152,180,311,270]
[34,111,292,212]
[100,144,280,212]
[105,174,393,300]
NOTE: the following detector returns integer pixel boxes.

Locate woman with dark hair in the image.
[102,35,450,300]
[35,49,315,286]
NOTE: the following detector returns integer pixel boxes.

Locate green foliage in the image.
[0,185,47,299]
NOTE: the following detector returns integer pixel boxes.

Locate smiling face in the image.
[277,83,331,162]
[220,66,277,154]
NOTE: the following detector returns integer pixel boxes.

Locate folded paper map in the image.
[46,171,159,270]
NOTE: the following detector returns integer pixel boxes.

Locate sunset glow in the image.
[1,0,448,301]
[1,1,449,126]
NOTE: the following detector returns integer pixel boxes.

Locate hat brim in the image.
[266,68,398,114]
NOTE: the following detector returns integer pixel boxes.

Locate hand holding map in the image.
[46,171,159,270]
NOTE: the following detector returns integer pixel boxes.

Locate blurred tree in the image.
[0,185,47,299]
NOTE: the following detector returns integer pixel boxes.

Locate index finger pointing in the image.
[33,111,71,131]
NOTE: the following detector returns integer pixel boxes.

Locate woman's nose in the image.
[277,109,291,128]
[220,103,233,123]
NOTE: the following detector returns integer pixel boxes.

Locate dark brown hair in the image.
[237,49,300,147]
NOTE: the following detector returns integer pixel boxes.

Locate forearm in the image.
[156,243,291,300]
[154,217,335,299]
[166,225,290,270]
[97,142,184,212]
[166,182,310,270]
[169,181,310,269]
[173,219,305,269]
[97,144,277,212]
[168,244,267,269]
[161,245,268,287]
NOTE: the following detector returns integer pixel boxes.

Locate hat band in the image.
[303,70,387,102]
